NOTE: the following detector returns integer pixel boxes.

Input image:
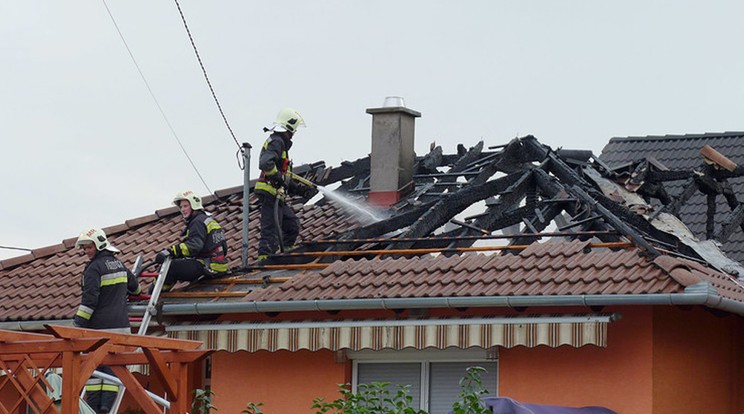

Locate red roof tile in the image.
[243,240,743,303]
[0,192,362,321]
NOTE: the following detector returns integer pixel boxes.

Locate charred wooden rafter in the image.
[273,135,744,271]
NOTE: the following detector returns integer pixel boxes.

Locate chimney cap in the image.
[367,96,421,117]
[383,96,406,107]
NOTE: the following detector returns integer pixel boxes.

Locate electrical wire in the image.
[173,0,244,158]
[0,245,32,252]
[100,0,213,194]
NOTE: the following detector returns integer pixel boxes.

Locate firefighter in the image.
[153,190,229,291]
[255,107,317,260]
[74,227,140,414]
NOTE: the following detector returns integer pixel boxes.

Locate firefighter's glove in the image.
[267,172,285,188]
[155,249,172,264]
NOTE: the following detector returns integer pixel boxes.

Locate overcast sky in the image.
[2,1,743,260]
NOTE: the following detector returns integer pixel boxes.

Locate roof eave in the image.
[129,283,744,318]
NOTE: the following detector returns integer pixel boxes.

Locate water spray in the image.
[287,171,386,223]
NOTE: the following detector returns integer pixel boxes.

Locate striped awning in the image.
[166,314,615,352]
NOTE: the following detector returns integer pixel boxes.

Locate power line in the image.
[172,0,243,153]
[100,0,213,194]
[0,245,32,252]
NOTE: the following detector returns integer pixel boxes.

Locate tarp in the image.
[483,397,617,414]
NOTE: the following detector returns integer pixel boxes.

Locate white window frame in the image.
[349,348,498,412]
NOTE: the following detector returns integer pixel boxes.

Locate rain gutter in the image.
[0,319,73,332]
[4,284,739,332]
[128,282,744,317]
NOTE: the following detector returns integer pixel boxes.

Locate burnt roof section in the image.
[599,132,744,263]
[4,135,744,322]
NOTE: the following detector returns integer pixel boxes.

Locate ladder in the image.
[107,255,173,413]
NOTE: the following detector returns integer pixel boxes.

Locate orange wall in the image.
[210,349,347,413]
[204,306,744,414]
[499,306,653,413]
[652,306,744,414]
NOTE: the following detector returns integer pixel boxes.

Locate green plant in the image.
[451,366,490,414]
[312,382,427,414]
[191,388,218,414]
[242,402,264,414]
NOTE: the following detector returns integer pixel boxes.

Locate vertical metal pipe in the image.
[241,142,252,269]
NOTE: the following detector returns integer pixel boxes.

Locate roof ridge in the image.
[608,131,744,143]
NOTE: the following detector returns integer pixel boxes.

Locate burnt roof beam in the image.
[570,185,660,257]
[706,194,717,240]
[508,203,565,247]
[445,171,535,249]
[717,204,744,242]
[399,170,525,241]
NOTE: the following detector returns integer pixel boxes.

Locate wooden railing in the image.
[0,325,211,414]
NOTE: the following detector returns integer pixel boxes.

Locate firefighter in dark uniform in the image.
[255,107,317,260]
[74,227,140,414]
[154,190,229,291]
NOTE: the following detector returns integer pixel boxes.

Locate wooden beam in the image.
[110,366,162,414]
[0,338,107,355]
[79,346,112,388]
[61,350,81,414]
[46,325,202,350]
[142,348,178,397]
[0,330,53,342]
[701,145,737,172]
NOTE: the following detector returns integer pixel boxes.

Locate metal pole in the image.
[241,142,252,269]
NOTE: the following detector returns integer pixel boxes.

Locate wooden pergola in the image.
[0,325,210,414]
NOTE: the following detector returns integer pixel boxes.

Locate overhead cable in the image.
[100,0,213,194]
[173,0,243,157]
[0,245,32,252]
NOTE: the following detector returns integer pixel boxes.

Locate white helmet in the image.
[273,108,306,133]
[75,228,119,252]
[173,190,203,210]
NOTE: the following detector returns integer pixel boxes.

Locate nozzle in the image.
[288,171,317,188]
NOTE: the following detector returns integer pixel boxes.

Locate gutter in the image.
[0,319,73,332]
[128,282,744,318]
[5,284,740,332]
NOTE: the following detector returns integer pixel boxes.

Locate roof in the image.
[244,239,744,303]
[4,135,744,324]
[600,131,744,263]
[0,185,364,322]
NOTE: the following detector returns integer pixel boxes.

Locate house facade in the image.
[3,116,744,413]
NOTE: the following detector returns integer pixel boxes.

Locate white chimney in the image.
[366,97,421,207]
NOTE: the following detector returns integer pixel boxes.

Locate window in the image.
[351,349,497,414]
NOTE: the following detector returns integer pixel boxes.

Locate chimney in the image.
[366,96,421,207]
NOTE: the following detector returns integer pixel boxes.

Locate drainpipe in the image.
[241,142,252,269]
[366,96,421,207]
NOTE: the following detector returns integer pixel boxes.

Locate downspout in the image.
[127,282,744,317]
[241,142,252,269]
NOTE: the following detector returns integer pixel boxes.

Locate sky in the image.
[2,1,744,260]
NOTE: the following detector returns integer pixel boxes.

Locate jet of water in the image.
[316,185,386,223]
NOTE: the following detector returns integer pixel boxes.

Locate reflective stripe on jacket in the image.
[169,210,228,273]
[74,251,138,329]
[255,132,292,198]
